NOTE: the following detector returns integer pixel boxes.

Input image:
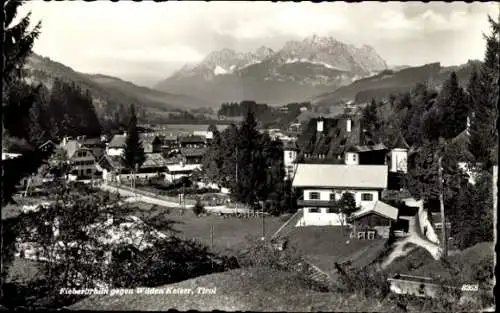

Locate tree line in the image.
[360,16,498,250]
[202,110,298,215]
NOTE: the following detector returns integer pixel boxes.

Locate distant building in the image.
[160,134,179,153]
[296,112,362,163]
[292,163,395,227]
[81,137,106,160]
[106,134,127,156]
[140,134,162,154]
[178,135,206,149]
[165,163,202,182]
[38,140,56,154]
[98,155,128,182]
[283,141,299,180]
[180,147,206,165]
[61,140,99,178]
[138,153,168,174]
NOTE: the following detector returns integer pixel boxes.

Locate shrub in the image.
[334,264,390,299]
[192,200,205,216]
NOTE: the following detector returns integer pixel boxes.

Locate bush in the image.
[334,264,390,299]
[192,200,205,216]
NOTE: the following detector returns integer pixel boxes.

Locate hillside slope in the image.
[24,54,208,117]
[311,60,481,106]
[68,267,396,311]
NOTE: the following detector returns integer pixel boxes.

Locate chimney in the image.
[317,119,324,132]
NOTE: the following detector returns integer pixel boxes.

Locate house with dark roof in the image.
[106,134,127,156]
[160,133,179,153]
[296,112,363,163]
[38,140,56,154]
[97,155,128,182]
[138,153,168,173]
[81,137,106,160]
[61,140,99,179]
[180,147,206,165]
[345,143,389,166]
[292,163,398,230]
[140,134,162,154]
[178,135,206,149]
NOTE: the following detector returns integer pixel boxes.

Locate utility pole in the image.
[437,151,447,257]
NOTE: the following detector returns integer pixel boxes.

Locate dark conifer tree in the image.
[124,104,145,172]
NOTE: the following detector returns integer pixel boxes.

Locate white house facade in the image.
[283,142,299,179]
[292,164,389,226]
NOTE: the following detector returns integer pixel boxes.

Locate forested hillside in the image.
[359,17,498,250]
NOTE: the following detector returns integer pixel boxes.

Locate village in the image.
[2,1,497,311]
[3,101,497,302]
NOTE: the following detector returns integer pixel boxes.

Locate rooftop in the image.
[180,147,206,158]
[292,164,388,189]
[141,153,168,169]
[179,135,205,144]
[348,143,388,153]
[108,134,127,148]
[351,200,399,221]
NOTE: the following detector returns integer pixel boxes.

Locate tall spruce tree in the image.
[2,0,48,205]
[124,104,145,172]
[435,72,469,139]
[469,16,499,168]
[234,109,262,205]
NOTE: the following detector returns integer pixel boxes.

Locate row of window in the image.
[72,160,95,166]
[308,191,374,201]
[308,208,339,213]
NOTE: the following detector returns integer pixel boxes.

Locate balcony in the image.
[297,196,337,208]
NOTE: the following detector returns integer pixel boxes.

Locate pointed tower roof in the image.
[391,132,410,150]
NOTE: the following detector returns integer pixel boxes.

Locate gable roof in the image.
[297,116,362,159]
[292,164,388,189]
[108,134,127,149]
[98,155,127,171]
[139,134,161,145]
[348,143,388,153]
[351,200,399,221]
[141,153,168,169]
[179,135,205,144]
[180,147,206,158]
[82,137,103,146]
[61,140,83,159]
[390,131,410,150]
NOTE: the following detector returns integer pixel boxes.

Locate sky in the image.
[20,1,499,87]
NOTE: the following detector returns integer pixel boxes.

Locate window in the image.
[330,193,336,201]
[309,208,320,213]
[361,193,374,201]
[309,192,320,200]
[289,151,293,158]
[352,154,357,162]
[328,207,338,213]
[86,168,92,174]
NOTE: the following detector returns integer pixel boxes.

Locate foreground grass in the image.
[118,202,283,254]
[285,226,386,274]
[68,267,402,312]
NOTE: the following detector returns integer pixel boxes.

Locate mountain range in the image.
[155,35,388,105]
[23,53,211,119]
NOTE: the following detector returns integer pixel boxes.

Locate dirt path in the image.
[99,183,251,214]
[381,216,442,269]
